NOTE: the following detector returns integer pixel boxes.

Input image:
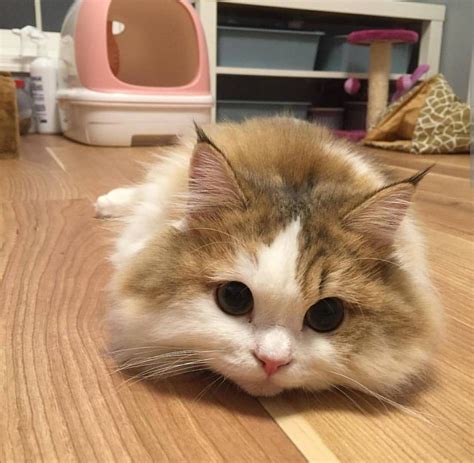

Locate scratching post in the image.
[0,72,19,159]
[348,29,418,129]
[367,42,392,128]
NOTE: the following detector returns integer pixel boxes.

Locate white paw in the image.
[95,187,135,218]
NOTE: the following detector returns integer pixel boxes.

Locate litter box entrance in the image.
[107,0,199,87]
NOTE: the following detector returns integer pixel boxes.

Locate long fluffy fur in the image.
[98,117,442,397]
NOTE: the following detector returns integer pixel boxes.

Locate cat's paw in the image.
[95,187,136,218]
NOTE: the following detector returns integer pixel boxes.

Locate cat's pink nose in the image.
[253,352,291,376]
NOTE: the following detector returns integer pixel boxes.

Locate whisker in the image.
[146,359,211,376]
[111,351,200,373]
[345,298,366,318]
[350,388,385,413]
[107,346,165,355]
[352,257,403,270]
[110,348,218,374]
[193,374,224,402]
[189,240,237,254]
[212,375,229,396]
[109,346,224,355]
[143,363,210,381]
[329,370,434,424]
[332,386,368,415]
[187,227,245,247]
[116,361,212,390]
[110,348,222,365]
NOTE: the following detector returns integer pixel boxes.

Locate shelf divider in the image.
[217,66,403,80]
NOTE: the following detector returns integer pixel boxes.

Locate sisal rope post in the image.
[367,42,392,129]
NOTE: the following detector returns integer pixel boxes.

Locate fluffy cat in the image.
[98,117,442,397]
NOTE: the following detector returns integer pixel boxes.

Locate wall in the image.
[409,0,472,100]
[0,0,74,31]
[0,0,73,72]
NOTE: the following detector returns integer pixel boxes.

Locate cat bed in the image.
[363,74,471,154]
[57,0,213,146]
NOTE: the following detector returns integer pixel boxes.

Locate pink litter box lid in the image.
[74,0,210,95]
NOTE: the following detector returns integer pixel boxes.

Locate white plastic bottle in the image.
[29,29,60,134]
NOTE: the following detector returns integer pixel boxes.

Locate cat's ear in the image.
[187,124,247,218]
[343,166,432,246]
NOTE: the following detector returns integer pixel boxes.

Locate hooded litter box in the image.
[57,0,213,146]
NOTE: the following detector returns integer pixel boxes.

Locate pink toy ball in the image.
[344,77,361,95]
[396,75,413,92]
[392,64,430,102]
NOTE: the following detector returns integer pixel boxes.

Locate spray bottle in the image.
[28,27,60,134]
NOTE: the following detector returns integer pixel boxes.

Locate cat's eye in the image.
[305,297,345,332]
[216,281,253,316]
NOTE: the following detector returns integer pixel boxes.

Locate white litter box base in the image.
[57,90,213,146]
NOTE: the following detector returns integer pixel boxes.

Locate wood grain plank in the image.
[2,136,472,462]
[386,165,473,202]
[34,136,154,200]
[261,152,474,462]
[0,197,304,462]
[259,398,340,462]
[414,192,474,240]
[365,148,470,179]
[0,149,81,201]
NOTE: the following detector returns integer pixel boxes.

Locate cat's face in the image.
[110,121,440,396]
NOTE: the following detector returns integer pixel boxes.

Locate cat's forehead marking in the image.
[231,218,304,316]
[253,218,302,296]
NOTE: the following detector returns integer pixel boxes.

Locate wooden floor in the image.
[1,135,472,462]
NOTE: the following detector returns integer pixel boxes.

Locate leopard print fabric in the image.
[364,74,470,154]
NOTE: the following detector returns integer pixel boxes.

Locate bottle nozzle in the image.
[11,25,39,57]
[29,28,48,57]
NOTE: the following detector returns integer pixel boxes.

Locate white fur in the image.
[217,219,304,328]
[110,218,342,396]
[255,326,292,364]
[103,122,440,397]
[95,187,137,218]
[216,219,306,386]
[328,145,385,189]
[110,149,191,264]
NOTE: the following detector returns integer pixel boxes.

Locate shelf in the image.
[217,66,404,80]
[216,1,446,21]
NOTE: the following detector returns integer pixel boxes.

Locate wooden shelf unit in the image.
[195,0,446,121]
